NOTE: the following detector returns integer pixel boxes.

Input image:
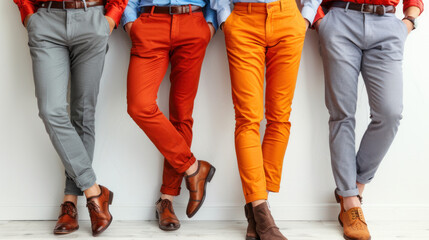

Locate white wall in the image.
[1,1,428,221]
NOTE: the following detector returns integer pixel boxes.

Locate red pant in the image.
[127,10,211,196]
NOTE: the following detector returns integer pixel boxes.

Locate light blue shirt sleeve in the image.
[121,0,141,27]
[301,0,322,24]
[210,0,232,25]
[204,0,219,30]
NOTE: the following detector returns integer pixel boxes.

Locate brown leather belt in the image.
[141,5,202,15]
[39,0,105,9]
[330,1,396,16]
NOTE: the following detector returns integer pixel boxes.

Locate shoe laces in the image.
[160,199,175,214]
[350,208,366,223]
[86,201,100,215]
[61,203,77,218]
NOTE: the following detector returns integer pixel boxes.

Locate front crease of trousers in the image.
[224,0,306,203]
[127,11,211,195]
[27,6,110,195]
[318,7,406,197]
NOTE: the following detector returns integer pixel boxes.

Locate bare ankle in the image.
[251,200,266,207]
[160,194,174,202]
[84,184,101,199]
[185,160,198,176]
[63,195,78,205]
[356,182,365,197]
[343,196,361,211]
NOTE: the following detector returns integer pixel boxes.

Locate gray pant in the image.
[319,6,407,197]
[26,5,110,195]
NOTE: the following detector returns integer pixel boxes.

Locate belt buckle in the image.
[169,5,179,15]
[375,5,386,16]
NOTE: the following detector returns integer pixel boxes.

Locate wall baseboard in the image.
[1,204,428,221]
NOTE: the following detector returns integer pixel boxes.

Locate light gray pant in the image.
[26,5,110,195]
[318,6,407,197]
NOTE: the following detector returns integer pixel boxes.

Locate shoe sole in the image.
[53,226,79,235]
[92,191,114,237]
[155,211,181,231]
[187,165,216,218]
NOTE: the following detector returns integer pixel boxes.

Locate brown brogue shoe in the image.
[53,201,79,235]
[253,202,287,240]
[155,198,181,231]
[185,160,216,218]
[244,203,260,240]
[335,191,371,240]
[86,185,114,237]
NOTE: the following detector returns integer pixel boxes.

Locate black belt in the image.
[330,1,396,16]
[141,5,202,15]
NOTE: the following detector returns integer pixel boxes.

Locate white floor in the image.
[0,220,428,239]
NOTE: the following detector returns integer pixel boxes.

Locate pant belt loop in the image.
[62,1,66,10]
[280,0,285,11]
[248,3,252,14]
[82,0,88,12]
[189,4,192,15]
[345,2,350,12]
[150,6,155,16]
[47,1,53,12]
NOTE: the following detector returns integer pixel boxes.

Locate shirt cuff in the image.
[105,8,124,27]
[205,10,218,31]
[301,6,317,24]
[217,7,231,26]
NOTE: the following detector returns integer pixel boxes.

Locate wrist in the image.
[402,16,416,30]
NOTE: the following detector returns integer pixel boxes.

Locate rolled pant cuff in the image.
[244,191,268,204]
[266,181,280,193]
[356,175,373,185]
[176,155,197,174]
[160,185,181,196]
[75,170,97,192]
[336,188,360,197]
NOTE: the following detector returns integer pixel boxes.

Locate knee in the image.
[38,104,69,125]
[373,106,403,125]
[127,100,159,120]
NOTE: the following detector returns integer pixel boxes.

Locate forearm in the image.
[404,6,421,18]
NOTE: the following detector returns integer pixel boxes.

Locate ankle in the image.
[84,184,101,199]
[160,194,174,202]
[251,200,266,207]
[343,196,361,211]
[63,195,78,205]
[185,160,199,176]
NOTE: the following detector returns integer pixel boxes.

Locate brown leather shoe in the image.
[253,202,287,240]
[86,185,114,237]
[244,203,260,240]
[155,198,181,231]
[53,201,79,235]
[185,160,216,218]
[335,191,371,240]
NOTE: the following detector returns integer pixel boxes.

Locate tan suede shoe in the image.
[335,191,371,240]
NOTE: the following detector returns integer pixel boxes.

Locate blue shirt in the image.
[211,0,322,26]
[121,0,218,30]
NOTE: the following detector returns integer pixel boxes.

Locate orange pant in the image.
[224,0,307,203]
[127,11,211,196]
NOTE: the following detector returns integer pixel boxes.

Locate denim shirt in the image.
[121,0,218,30]
[211,0,322,26]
